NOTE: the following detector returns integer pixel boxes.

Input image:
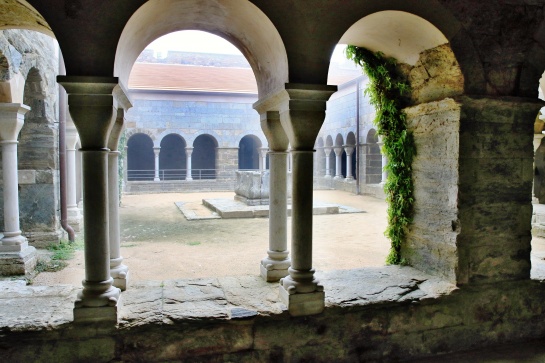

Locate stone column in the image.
[185,147,193,181]
[323,147,332,177]
[66,122,83,231]
[0,103,36,275]
[288,148,292,172]
[253,108,290,282]
[333,147,343,179]
[153,147,160,181]
[107,102,131,291]
[344,145,354,180]
[123,145,128,188]
[278,83,336,316]
[259,147,268,170]
[58,76,122,323]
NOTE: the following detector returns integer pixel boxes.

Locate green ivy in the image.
[346,46,416,265]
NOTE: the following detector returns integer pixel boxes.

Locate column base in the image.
[279,285,325,316]
[74,284,121,323]
[68,207,84,232]
[24,230,64,249]
[344,176,354,182]
[333,176,343,180]
[153,177,160,182]
[0,245,37,275]
[111,265,129,291]
[260,259,290,282]
[73,303,120,324]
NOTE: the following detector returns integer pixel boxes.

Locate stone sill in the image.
[0,265,456,331]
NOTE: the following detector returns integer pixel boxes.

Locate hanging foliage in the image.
[345,46,416,265]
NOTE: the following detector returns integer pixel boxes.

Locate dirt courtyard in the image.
[33,190,391,286]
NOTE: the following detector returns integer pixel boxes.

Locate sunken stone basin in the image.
[234,170,291,206]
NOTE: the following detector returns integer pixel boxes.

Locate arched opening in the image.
[365,129,381,184]
[159,134,187,180]
[127,133,154,181]
[193,134,217,180]
[238,134,261,170]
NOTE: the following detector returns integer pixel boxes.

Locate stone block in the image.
[279,287,325,317]
[18,170,36,184]
[0,246,37,275]
[73,304,119,324]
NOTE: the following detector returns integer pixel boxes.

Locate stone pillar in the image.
[288,148,292,172]
[259,147,268,170]
[345,145,354,180]
[0,103,36,275]
[107,104,131,292]
[253,108,290,282]
[323,147,332,177]
[185,147,193,181]
[153,147,160,181]
[333,147,343,179]
[278,83,336,316]
[58,76,122,323]
[66,122,83,231]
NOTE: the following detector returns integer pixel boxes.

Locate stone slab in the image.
[179,198,364,220]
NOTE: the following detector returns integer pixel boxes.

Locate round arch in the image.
[332,10,465,104]
[159,133,187,180]
[114,0,288,98]
[127,133,155,181]
[346,131,357,180]
[238,134,262,170]
[192,134,218,179]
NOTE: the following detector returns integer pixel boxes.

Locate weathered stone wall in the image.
[0,29,62,247]
[456,96,539,285]
[403,98,461,283]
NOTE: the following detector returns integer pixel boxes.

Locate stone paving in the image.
[176,197,363,220]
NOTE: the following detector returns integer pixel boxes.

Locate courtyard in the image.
[32,190,391,286]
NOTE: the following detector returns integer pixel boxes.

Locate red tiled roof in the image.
[128,63,258,93]
[128,62,363,93]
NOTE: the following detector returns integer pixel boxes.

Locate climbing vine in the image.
[345,46,416,265]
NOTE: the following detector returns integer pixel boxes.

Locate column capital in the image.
[259,110,289,151]
[107,108,125,151]
[153,147,161,156]
[344,145,355,154]
[279,83,337,151]
[0,103,30,142]
[66,124,80,150]
[58,76,119,150]
[333,146,343,156]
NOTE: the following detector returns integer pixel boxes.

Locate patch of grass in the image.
[187,241,201,246]
[47,239,82,261]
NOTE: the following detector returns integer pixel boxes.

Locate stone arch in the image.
[192,134,218,180]
[125,128,157,146]
[187,130,222,149]
[335,10,465,106]
[159,133,187,180]
[127,133,155,181]
[114,0,288,98]
[365,129,380,184]
[238,134,262,170]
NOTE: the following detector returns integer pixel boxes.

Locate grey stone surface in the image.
[198,197,362,219]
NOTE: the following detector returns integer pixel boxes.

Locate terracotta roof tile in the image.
[128,62,363,93]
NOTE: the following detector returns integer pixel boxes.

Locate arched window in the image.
[238,134,262,170]
[159,134,187,180]
[346,131,357,180]
[127,133,154,181]
[193,134,217,179]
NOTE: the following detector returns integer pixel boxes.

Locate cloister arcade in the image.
[1,1,545,361]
